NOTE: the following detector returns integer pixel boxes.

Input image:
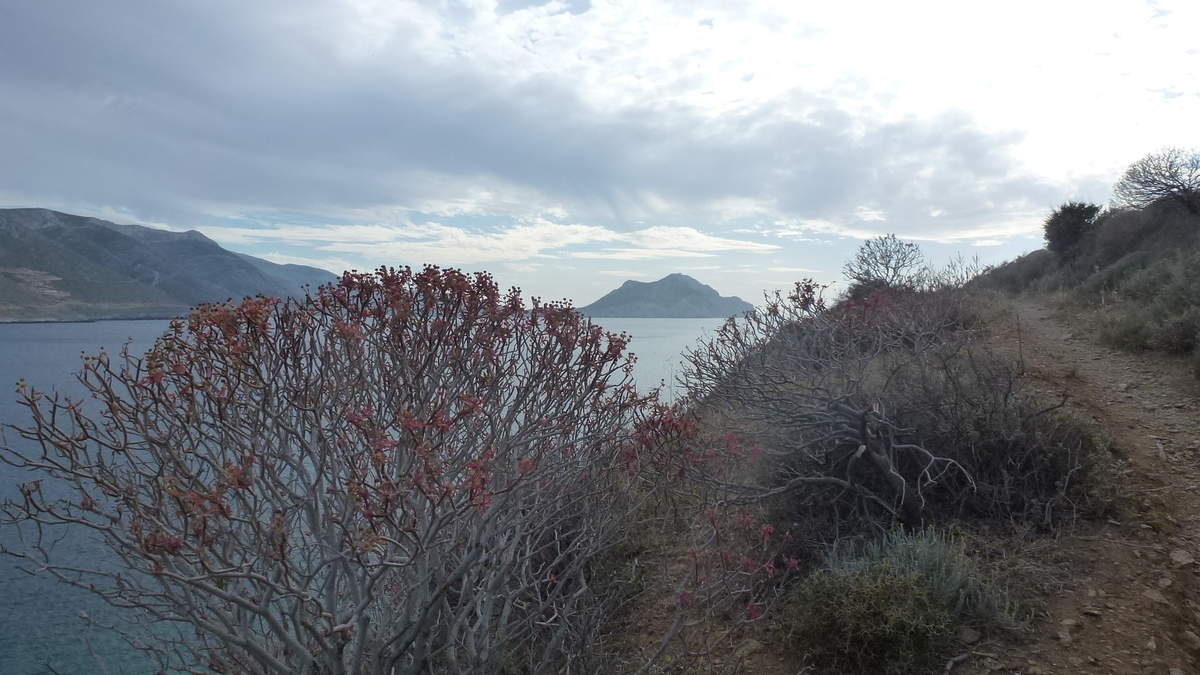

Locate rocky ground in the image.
[966,298,1200,674]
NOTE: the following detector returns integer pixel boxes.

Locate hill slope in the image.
[579,273,753,318]
[0,208,337,322]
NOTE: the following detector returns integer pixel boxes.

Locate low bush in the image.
[785,529,1014,674]
[1076,250,1151,301]
[971,249,1059,295]
[1091,250,1200,354]
[1096,306,1155,352]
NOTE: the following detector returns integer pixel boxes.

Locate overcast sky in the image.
[2,0,1198,304]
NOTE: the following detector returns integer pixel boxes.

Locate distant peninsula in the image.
[0,208,337,322]
[579,273,754,318]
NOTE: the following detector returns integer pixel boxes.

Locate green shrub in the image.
[1119,259,1174,303]
[1092,250,1200,354]
[1043,202,1101,259]
[1149,308,1200,353]
[785,529,1014,674]
[1098,308,1154,351]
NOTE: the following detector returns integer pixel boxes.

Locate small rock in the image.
[1144,588,1169,604]
[1082,607,1102,617]
[1184,630,1200,650]
[1069,656,1084,666]
[1170,549,1195,567]
[1147,636,1158,651]
[1060,618,1079,628]
[1170,668,1185,675]
[1159,576,1174,589]
[1057,630,1073,644]
[733,639,763,660]
[958,627,981,645]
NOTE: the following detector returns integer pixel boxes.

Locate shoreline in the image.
[0,315,183,326]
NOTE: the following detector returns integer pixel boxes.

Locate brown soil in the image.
[964,297,1200,674]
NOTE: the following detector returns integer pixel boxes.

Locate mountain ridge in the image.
[0,208,337,322]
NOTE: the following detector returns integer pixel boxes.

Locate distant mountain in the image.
[579,273,754,318]
[0,208,337,322]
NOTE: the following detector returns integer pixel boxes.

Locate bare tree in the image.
[1112,147,1200,214]
[2,267,650,674]
[842,235,926,299]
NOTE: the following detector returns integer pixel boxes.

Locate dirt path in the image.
[978,297,1200,674]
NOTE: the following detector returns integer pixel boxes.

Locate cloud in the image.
[573,249,716,260]
[597,268,655,277]
[2,0,1197,302]
[257,251,359,273]
[198,217,774,267]
[0,0,1072,245]
[623,226,778,253]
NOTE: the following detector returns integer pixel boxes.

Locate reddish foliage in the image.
[3,265,651,673]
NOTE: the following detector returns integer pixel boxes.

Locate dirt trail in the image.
[978,297,1200,674]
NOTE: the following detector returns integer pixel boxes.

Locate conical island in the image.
[578,273,753,318]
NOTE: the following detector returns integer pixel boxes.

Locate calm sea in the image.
[0,316,722,673]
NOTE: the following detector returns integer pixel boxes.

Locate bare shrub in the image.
[1,267,649,674]
[675,281,1105,535]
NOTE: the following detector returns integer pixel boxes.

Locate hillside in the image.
[0,208,336,322]
[977,200,1200,368]
[579,273,753,318]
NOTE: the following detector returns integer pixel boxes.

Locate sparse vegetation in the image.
[975,155,1200,367]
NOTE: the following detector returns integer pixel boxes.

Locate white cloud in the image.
[624,226,779,253]
[854,206,887,222]
[197,218,778,267]
[256,252,358,273]
[767,266,819,273]
[573,249,716,260]
[597,268,655,277]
